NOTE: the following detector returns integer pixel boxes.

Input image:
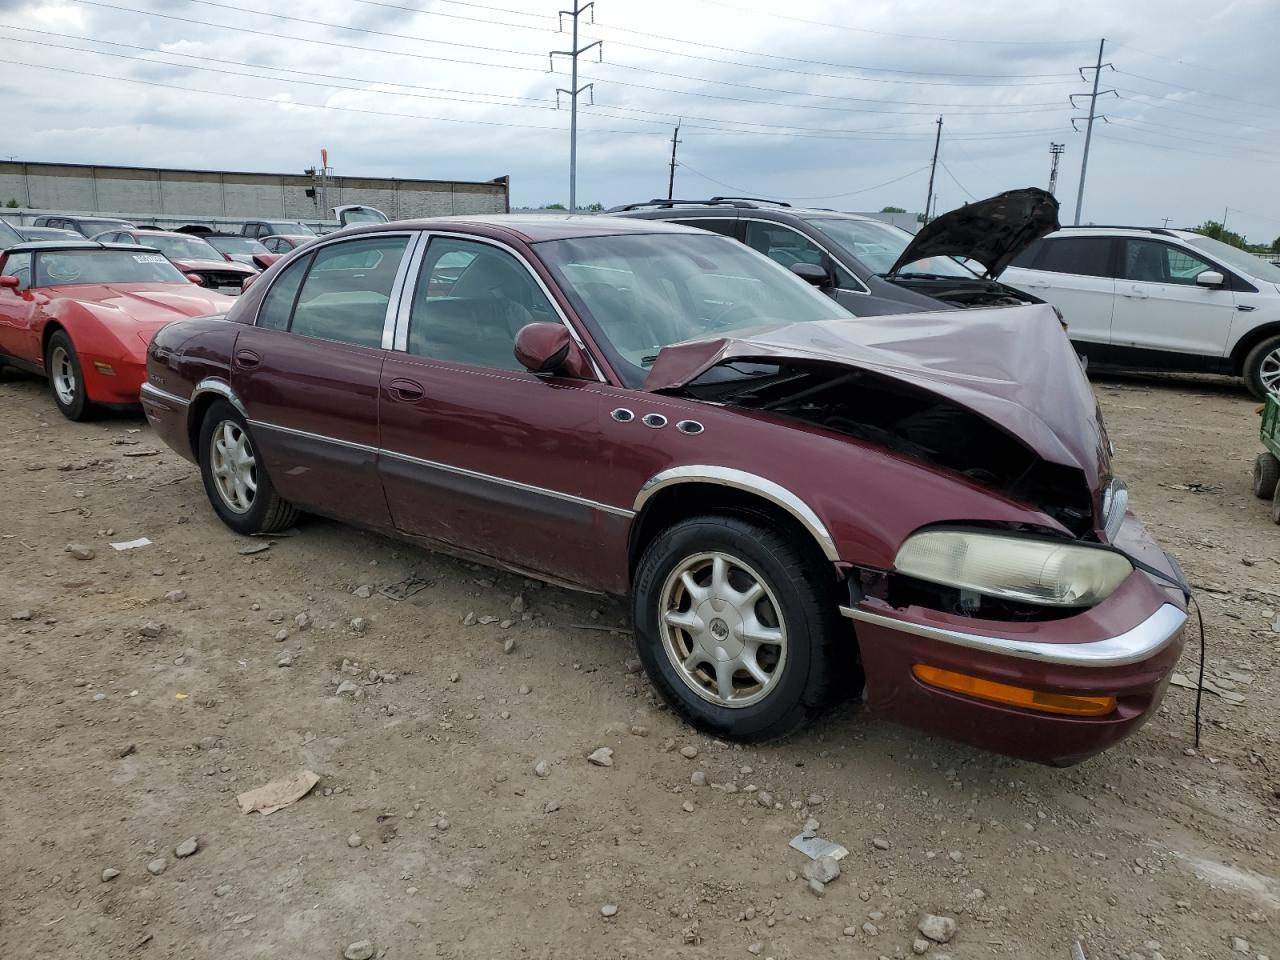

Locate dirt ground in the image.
[1,365,1277,960]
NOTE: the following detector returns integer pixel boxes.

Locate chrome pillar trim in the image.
[139,382,190,408]
[839,601,1187,668]
[380,448,635,518]
[191,377,247,417]
[383,231,426,351]
[633,466,839,562]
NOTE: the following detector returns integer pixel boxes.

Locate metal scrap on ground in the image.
[788,831,850,861]
[110,537,152,551]
[379,575,429,602]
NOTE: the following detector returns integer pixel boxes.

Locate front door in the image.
[0,252,41,363]
[1109,237,1237,362]
[377,233,612,585]
[230,232,415,530]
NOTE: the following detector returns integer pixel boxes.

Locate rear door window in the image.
[257,253,312,331]
[743,221,826,268]
[674,217,737,237]
[1032,237,1113,277]
[287,235,411,347]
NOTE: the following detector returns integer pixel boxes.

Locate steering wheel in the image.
[43,257,83,283]
[705,300,761,330]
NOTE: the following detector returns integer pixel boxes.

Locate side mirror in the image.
[790,262,830,287]
[186,273,204,285]
[513,322,592,378]
[0,275,19,289]
[1196,270,1225,288]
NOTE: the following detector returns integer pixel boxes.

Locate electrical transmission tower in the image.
[1069,39,1116,225]
[1047,143,1065,196]
[550,2,602,213]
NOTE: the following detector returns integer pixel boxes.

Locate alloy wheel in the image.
[209,420,258,514]
[658,551,788,708]
[1260,345,1280,398]
[50,345,76,407]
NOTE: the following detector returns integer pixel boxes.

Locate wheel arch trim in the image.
[633,466,840,562]
[190,377,247,418]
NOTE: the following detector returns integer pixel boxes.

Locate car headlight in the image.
[895,530,1132,608]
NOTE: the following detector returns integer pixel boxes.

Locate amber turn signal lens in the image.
[912,664,1117,717]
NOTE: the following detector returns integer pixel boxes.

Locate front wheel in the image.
[1243,334,1280,400]
[197,399,298,535]
[1253,452,1280,500]
[45,330,95,421]
[631,514,850,742]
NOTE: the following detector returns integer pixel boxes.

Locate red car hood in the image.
[50,283,234,328]
[644,303,1108,489]
[170,258,256,276]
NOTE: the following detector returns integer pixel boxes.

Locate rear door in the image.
[1110,237,1236,361]
[230,231,417,529]
[1001,235,1116,349]
[377,232,611,584]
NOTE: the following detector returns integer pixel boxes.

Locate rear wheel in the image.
[631,514,849,742]
[1272,482,1280,525]
[1243,334,1280,400]
[44,330,94,421]
[197,399,298,535]
[1253,452,1280,500]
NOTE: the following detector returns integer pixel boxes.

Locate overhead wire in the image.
[675,161,931,201]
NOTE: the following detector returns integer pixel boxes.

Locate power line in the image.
[1108,117,1280,154]
[1113,90,1280,132]
[939,161,976,201]
[1113,69,1280,116]
[1095,129,1280,166]
[683,0,1093,46]
[675,160,931,201]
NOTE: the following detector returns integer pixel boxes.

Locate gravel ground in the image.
[1,366,1277,960]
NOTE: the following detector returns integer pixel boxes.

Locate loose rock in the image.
[347,833,362,848]
[862,922,879,936]
[691,771,707,787]
[918,914,957,944]
[873,837,891,850]
[11,609,33,621]
[587,747,614,767]
[802,856,840,884]
[807,878,826,898]
[276,651,293,667]
[101,868,120,882]
[350,617,369,634]
[353,585,373,599]
[336,680,361,697]
[679,745,699,759]
[1231,938,1251,954]
[215,883,233,897]
[344,941,375,960]
[681,800,695,813]
[503,637,516,654]
[66,543,95,560]
[138,621,163,638]
[913,938,931,955]
[164,590,187,603]
[294,612,311,630]
[600,904,618,918]
[535,760,551,778]
[175,837,199,858]
[146,858,166,876]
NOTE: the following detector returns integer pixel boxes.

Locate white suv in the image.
[1002,227,1280,398]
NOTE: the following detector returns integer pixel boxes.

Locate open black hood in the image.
[886,188,1060,280]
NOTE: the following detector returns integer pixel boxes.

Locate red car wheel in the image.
[44,330,94,421]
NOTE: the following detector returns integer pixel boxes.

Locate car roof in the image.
[5,240,163,254]
[322,214,712,244]
[1047,225,1189,239]
[131,229,201,239]
[614,203,881,224]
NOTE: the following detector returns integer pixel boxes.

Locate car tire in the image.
[1253,452,1280,500]
[1272,481,1280,525]
[44,330,95,421]
[197,399,298,535]
[1242,334,1280,400]
[631,513,851,743]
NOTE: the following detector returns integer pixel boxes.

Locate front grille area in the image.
[197,271,250,291]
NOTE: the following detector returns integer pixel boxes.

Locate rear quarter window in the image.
[1032,237,1113,278]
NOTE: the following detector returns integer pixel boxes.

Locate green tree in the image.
[1195,220,1247,249]
[4,198,18,208]
[1271,236,1280,254]
[880,205,906,213]
[584,202,604,212]
[541,203,566,210]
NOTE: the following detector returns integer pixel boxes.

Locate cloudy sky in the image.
[0,0,1277,238]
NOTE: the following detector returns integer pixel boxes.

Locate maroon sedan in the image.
[139,216,1189,765]
[91,229,256,294]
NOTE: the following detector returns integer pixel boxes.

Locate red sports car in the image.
[0,241,235,419]
[91,229,257,295]
[139,216,1189,765]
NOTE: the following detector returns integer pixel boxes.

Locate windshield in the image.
[537,232,850,388]
[805,216,975,278]
[1184,235,1280,284]
[208,236,268,254]
[269,221,316,235]
[0,217,21,247]
[339,208,388,225]
[35,249,187,287]
[142,235,223,261]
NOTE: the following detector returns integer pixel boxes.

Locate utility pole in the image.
[1070,39,1116,225]
[1221,206,1229,233]
[1047,142,1065,196]
[550,2,601,213]
[667,122,681,200]
[922,115,942,224]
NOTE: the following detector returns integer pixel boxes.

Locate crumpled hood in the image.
[52,283,234,325]
[887,188,1060,279]
[644,303,1108,490]
[170,258,256,276]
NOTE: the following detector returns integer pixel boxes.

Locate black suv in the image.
[613,189,1058,316]
[31,215,137,238]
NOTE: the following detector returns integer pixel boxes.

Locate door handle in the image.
[388,378,425,402]
[1121,287,1149,299]
[234,348,262,368]
[1024,282,1049,289]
